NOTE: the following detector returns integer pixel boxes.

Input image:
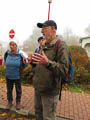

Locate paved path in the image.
[0,83,90,120]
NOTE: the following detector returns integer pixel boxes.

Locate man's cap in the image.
[38,36,43,42]
[37,20,57,30]
[9,39,18,46]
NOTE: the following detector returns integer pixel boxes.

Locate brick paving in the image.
[0,83,90,120]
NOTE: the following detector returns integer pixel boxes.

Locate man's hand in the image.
[31,51,48,65]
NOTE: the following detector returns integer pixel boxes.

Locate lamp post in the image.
[48,0,52,20]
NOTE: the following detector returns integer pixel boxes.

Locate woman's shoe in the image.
[16,103,21,110]
[6,102,12,110]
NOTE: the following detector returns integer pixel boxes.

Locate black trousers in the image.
[6,78,22,104]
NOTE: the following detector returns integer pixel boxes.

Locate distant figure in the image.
[31,20,69,120]
[35,36,46,53]
[32,36,46,73]
[4,39,27,110]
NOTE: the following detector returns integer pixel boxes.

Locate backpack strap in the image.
[54,39,64,101]
[54,40,63,53]
[4,50,9,62]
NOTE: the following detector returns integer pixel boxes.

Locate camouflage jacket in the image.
[33,36,69,96]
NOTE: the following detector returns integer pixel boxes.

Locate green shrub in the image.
[22,64,34,84]
[68,46,90,85]
[0,65,5,82]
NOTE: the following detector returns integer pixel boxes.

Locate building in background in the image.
[80,37,90,57]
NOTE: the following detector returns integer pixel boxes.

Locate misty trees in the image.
[23,27,80,53]
[23,26,41,52]
[0,41,4,54]
[85,24,90,36]
[63,28,80,46]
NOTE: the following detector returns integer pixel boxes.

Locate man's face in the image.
[41,26,52,42]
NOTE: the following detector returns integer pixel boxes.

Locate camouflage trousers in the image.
[34,90,59,120]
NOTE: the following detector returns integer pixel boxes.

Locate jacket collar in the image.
[44,35,60,47]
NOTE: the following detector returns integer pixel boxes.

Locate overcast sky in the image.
[0,0,90,45]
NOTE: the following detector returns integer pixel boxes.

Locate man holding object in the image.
[31,20,69,120]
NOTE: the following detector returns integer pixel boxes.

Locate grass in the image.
[63,82,90,94]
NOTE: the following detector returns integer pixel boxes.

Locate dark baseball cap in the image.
[38,36,43,42]
[37,20,57,30]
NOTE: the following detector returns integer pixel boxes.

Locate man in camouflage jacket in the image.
[31,20,69,120]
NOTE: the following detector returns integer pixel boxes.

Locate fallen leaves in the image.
[0,110,36,120]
